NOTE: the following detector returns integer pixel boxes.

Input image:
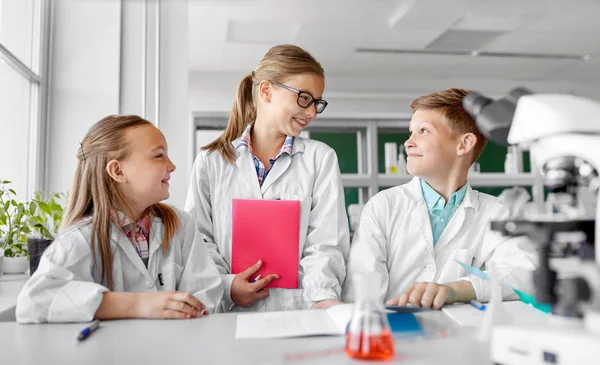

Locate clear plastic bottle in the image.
[397,146,407,175]
[504,150,513,174]
[345,272,395,360]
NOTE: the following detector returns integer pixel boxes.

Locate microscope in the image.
[463,89,600,365]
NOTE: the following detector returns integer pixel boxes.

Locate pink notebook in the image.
[231,199,300,289]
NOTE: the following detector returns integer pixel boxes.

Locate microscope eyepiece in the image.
[462,87,532,146]
[462,91,493,118]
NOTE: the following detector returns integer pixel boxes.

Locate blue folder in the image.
[386,313,424,334]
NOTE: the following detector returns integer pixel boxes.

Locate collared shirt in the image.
[110,210,152,267]
[420,178,467,245]
[236,122,294,186]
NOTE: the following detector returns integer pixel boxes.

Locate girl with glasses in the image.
[185,44,349,312]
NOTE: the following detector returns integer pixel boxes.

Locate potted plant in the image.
[26,191,65,274]
[0,180,30,275]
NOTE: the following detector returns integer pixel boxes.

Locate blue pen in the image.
[253,274,262,283]
[77,320,100,341]
[470,300,486,311]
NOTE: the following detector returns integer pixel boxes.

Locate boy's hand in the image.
[386,282,456,309]
[311,299,342,309]
[231,260,279,307]
[136,291,209,319]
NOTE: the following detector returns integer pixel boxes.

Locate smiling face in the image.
[116,124,176,210]
[260,73,325,137]
[404,109,462,180]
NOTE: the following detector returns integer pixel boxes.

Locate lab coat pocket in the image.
[453,248,476,278]
[277,193,311,255]
[158,263,184,291]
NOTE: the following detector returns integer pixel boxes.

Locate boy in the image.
[343,88,537,308]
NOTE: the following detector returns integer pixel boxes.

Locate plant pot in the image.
[1,256,29,274]
[27,237,53,275]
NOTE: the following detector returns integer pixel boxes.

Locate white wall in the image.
[47,0,191,209]
[119,0,145,115]
[47,0,121,193]
[157,0,190,209]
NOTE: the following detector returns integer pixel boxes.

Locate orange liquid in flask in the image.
[345,329,395,360]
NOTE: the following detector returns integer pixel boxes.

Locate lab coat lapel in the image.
[110,223,152,278]
[234,144,262,198]
[260,137,304,196]
[407,177,436,257]
[147,217,163,280]
[260,154,290,195]
[434,185,478,255]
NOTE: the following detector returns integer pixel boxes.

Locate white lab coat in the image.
[343,177,537,303]
[185,136,350,312]
[16,208,223,323]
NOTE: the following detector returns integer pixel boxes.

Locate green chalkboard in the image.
[310,132,360,212]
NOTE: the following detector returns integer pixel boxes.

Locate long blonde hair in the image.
[203,44,325,162]
[61,115,181,290]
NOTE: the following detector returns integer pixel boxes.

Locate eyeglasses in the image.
[270,81,328,114]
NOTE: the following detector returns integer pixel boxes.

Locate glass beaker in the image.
[345,272,395,360]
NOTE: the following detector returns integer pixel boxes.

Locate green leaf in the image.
[39,201,51,214]
[1,180,11,184]
[50,201,61,212]
[10,200,18,207]
[29,202,36,215]
[40,226,52,239]
[8,189,16,195]
[4,248,13,257]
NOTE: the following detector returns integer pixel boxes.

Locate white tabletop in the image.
[0,307,495,365]
[0,273,28,321]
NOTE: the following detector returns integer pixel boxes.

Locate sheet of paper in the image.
[235,303,428,340]
[235,310,342,340]
[231,199,300,288]
[325,303,353,332]
[442,304,485,327]
[443,301,549,328]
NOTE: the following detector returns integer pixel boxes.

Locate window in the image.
[0,61,33,193]
[0,0,46,199]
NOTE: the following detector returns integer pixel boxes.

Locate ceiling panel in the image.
[359,28,448,50]
[447,56,579,80]
[339,52,467,77]
[484,31,600,56]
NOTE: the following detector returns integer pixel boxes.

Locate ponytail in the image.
[202,72,256,163]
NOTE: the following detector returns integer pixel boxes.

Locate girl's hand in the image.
[136,291,208,319]
[231,260,279,307]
